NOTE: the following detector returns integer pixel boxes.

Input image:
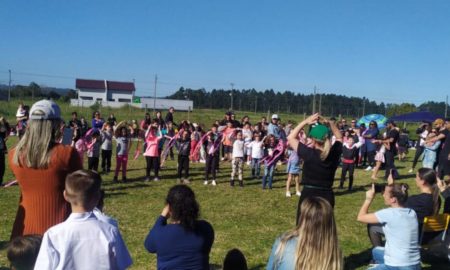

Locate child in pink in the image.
[144,123,163,181]
[113,126,131,183]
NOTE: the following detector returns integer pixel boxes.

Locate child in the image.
[144,122,163,181]
[34,170,132,269]
[204,132,219,186]
[231,131,245,187]
[7,235,42,270]
[262,135,277,189]
[371,135,388,180]
[242,123,253,165]
[114,125,132,183]
[190,124,201,162]
[339,136,359,190]
[285,146,301,197]
[222,121,235,161]
[87,130,101,172]
[176,130,191,184]
[100,123,113,173]
[166,121,176,161]
[247,133,265,179]
[423,132,441,169]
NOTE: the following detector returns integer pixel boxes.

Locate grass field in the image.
[0,101,448,269]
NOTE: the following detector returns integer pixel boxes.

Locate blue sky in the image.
[1,0,449,105]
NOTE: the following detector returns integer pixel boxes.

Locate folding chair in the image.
[420,214,450,249]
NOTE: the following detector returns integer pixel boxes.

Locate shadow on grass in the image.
[344,248,372,270]
[105,183,149,192]
[334,186,366,196]
[0,240,9,250]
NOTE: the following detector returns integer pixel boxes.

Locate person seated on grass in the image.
[267,197,343,270]
[357,183,421,270]
[7,234,42,270]
[34,170,132,270]
[144,185,214,270]
[367,169,441,247]
[223,248,248,270]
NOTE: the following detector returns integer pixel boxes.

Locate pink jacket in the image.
[143,132,162,157]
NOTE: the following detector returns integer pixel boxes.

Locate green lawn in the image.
[0,101,448,269]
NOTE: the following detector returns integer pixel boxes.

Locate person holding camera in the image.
[357,182,421,269]
[409,121,431,173]
[287,113,343,223]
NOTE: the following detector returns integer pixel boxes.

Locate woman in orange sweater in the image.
[9,100,82,239]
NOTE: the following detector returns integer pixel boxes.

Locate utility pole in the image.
[230,83,234,111]
[318,92,322,114]
[153,74,157,113]
[312,86,317,113]
[8,69,11,102]
[445,95,448,118]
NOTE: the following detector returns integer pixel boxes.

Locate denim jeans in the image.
[262,164,275,189]
[251,158,261,177]
[370,247,421,270]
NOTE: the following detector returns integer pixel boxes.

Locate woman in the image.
[9,100,82,238]
[287,113,342,222]
[0,117,10,186]
[357,183,421,270]
[363,120,380,170]
[155,110,166,129]
[267,197,343,270]
[91,111,104,131]
[144,185,214,270]
[368,168,441,247]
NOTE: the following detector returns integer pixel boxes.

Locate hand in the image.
[437,177,447,192]
[161,204,170,218]
[366,184,376,201]
[304,113,320,125]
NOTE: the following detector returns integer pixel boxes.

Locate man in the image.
[267,114,281,139]
[375,120,399,179]
[165,107,175,127]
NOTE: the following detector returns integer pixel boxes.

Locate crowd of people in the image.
[3,99,450,269]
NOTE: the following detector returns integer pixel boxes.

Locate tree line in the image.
[167,87,448,118]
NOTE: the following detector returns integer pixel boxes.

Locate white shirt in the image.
[419,130,429,147]
[34,212,132,270]
[248,141,264,159]
[232,140,245,158]
[93,207,119,229]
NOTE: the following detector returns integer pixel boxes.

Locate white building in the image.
[75,78,135,103]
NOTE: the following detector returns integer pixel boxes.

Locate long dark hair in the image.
[418,168,440,215]
[166,185,199,230]
[388,183,409,207]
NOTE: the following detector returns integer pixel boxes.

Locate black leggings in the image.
[296,187,334,225]
[0,153,5,185]
[146,156,160,178]
[88,157,99,171]
[412,146,424,169]
[340,163,355,189]
[101,149,112,171]
[205,154,218,180]
[178,155,190,179]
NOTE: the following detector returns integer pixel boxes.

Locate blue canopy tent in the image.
[388,111,444,123]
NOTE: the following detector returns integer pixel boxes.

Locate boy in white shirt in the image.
[231,131,245,187]
[247,133,266,179]
[34,170,132,270]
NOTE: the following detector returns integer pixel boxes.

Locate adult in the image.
[9,100,82,238]
[0,117,10,186]
[165,107,175,127]
[357,183,421,270]
[368,168,441,247]
[16,102,29,139]
[374,120,400,179]
[91,111,104,131]
[267,114,282,140]
[427,118,450,179]
[241,115,250,127]
[107,113,117,128]
[363,121,380,171]
[409,121,431,173]
[267,197,343,270]
[68,111,82,144]
[230,113,241,128]
[219,112,232,126]
[79,116,89,137]
[155,111,166,129]
[144,185,214,270]
[287,113,343,223]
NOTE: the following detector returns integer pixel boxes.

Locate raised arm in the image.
[287,113,319,152]
[357,184,380,224]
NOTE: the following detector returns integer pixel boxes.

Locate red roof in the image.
[76,79,135,92]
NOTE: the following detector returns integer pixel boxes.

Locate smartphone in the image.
[374,184,385,193]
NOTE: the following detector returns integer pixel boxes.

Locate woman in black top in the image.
[287,113,343,223]
[0,117,10,186]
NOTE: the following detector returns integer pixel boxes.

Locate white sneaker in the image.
[183,179,191,184]
[296,191,301,197]
[408,168,413,173]
[286,191,291,197]
[365,166,372,171]
[153,177,160,181]
[203,180,208,185]
[212,180,217,186]
[246,161,251,166]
